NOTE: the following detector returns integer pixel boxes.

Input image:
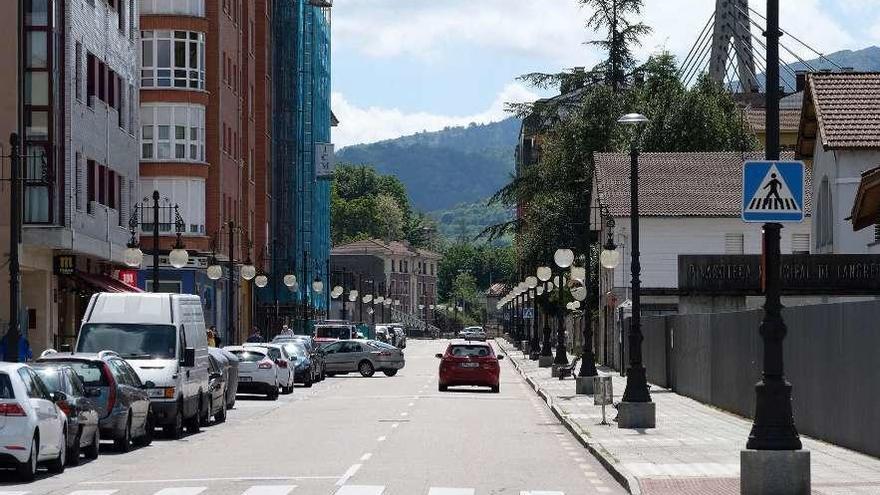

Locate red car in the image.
[436,340,504,393]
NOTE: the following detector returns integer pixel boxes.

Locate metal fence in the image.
[601,300,880,459]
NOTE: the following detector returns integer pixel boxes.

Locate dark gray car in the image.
[208,347,239,409]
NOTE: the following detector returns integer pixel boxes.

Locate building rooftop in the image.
[851,166,880,231]
[798,72,880,158]
[331,239,441,259]
[594,151,808,218]
[746,107,802,134]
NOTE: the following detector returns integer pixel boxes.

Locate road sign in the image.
[522,308,534,319]
[742,161,805,223]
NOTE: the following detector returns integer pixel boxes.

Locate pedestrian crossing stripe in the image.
[741,161,805,223]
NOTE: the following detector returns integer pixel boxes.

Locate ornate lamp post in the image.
[616,112,655,429]
[553,248,575,366]
[124,191,189,292]
[205,222,253,345]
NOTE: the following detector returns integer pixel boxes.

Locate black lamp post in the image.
[125,191,189,293]
[204,222,254,345]
[553,248,575,366]
[616,112,654,428]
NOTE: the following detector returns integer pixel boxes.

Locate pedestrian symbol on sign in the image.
[742,161,805,223]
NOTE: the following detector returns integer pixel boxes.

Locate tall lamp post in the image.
[616,112,654,429]
[204,222,254,345]
[124,191,190,293]
[553,248,575,366]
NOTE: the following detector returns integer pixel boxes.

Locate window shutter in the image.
[724,233,744,254]
[792,233,810,254]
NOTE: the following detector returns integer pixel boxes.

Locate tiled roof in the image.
[851,165,880,231]
[331,239,441,259]
[746,107,802,134]
[802,73,880,151]
[486,283,508,297]
[594,151,810,217]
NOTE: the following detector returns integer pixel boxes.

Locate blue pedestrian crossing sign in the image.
[742,161,805,223]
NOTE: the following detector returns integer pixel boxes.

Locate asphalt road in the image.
[0,340,624,495]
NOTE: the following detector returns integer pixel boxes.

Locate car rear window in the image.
[449,345,492,357]
[230,350,266,362]
[47,360,107,387]
[315,326,352,339]
[33,368,63,392]
[0,373,15,399]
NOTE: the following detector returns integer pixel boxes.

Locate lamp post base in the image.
[740,450,810,495]
[538,356,554,368]
[617,401,656,429]
[575,376,594,395]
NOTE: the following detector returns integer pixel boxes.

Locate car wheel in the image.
[382,369,398,377]
[17,435,38,481]
[164,406,184,440]
[114,415,132,452]
[267,385,279,401]
[200,394,211,427]
[439,384,448,392]
[304,371,313,388]
[491,385,500,393]
[186,398,202,433]
[83,429,99,460]
[67,429,81,466]
[358,360,375,378]
[47,428,66,473]
[320,365,326,380]
[215,401,227,423]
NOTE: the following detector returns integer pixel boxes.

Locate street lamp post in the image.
[616,112,654,429]
[553,248,574,366]
[124,191,189,293]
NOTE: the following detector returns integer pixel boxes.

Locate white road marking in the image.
[360,452,372,461]
[400,412,409,417]
[82,477,335,485]
[377,436,387,442]
[241,487,298,495]
[520,491,565,495]
[408,402,415,407]
[391,423,399,429]
[152,489,207,495]
[335,487,385,495]
[336,464,363,486]
[68,491,118,495]
[596,488,613,493]
[0,492,29,495]
[427,488,475,495]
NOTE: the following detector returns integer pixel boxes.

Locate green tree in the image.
[580,0,652,90]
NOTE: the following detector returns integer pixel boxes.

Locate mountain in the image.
[430,200,514,244]
[336,118,521,212]
[756,46,880,91]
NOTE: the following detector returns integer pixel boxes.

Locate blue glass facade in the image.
[263,0,332,316]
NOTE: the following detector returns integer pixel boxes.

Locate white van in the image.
[76,293,210,438]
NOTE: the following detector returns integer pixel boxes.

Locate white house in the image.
[798,72,880,254]
[593,151,815,326]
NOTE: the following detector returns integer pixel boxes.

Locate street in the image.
[0,340,622,495]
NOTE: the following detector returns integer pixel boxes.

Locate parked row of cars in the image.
[375,324,408,349]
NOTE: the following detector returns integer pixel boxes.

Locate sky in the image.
[330,0,880,148]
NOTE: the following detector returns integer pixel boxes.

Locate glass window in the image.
[140,0,205,16]
[25,72,49,106]
[230,350,266,362]
[25,0,48,26]
[33,368,63,392]
[57,360,107,387]
[141,104,205,162]
[141,30,205,89]
[25,111,48,140]
[76,323,178,360]
[27,31,48,68]
[0,374,15,399]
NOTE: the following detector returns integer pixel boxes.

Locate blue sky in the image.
[331,0,880,147]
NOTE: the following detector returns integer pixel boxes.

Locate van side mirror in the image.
[183,347,196,367]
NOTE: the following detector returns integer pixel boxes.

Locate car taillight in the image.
[102,363,117,415]
[275,360,288,369]
[56,401,72,416]
[0,403,26,416]
[258,359,274,369]
[376,351,394,357]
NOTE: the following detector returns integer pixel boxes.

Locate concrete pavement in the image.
[0,340,624,495]
[496,338,880,495]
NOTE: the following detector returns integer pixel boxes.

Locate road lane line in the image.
[68,491,118,495]
[519,491,565,495]
[360,452,372,461]
[377,435,386,442]
[408,402,414,406]
[391,423,399,429]
[241,487,297,495]
[335,486,384,495]
[427,489,475,495]
[0,492,29,495]
[336,464,363,486]
[152,488,207,495]
[400,412,408,416]
[82,477,336,485]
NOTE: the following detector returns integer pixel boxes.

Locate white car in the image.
[224,346,280,400]
[243,343,296,394]
[0,363,68,480]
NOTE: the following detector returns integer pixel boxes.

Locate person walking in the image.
[206,328,217,347]
[246,326,263,343]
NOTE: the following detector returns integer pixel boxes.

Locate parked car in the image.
[279,342,315,387]
[244,343,296,394]
[205,355,227,423]
[208,347,239,409]
[322,340,405,377]
[224,346,279,400]
[76,293,210,438]
[375,326,390,343]
[36,350,152,451]
[436,340,503,393]
[274,335,325,381]
[31,362,101,465]
[0,363,68,480]
[313,321,357,347]
[460,326,487,341]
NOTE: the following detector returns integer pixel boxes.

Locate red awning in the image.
[72,272,143,293]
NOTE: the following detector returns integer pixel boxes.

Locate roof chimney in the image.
[795,71,807,92]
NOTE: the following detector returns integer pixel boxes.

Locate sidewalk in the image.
[496,339,880,495]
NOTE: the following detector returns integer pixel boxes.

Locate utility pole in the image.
[152,191,161,293]
[228,221,236,345]
[6,134,22,362]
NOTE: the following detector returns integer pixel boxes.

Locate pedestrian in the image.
[246,326,263,343]
[206,328,216,347]
[280,324,293,336]
[0,332,33,363]
[212,326,222,347]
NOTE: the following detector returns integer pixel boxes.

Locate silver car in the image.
[322,340,405,377]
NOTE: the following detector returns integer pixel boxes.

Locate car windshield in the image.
[77,323,177,359]
[283,344,307,358]
[230,350,266,362]
[449,345,492,357]
[48,360,107,387]
[33,368,63,392]
[370,341,396,350]
[315,326,351,339]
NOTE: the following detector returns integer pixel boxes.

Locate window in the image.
[817,177,833,249]
[75,42,82,100]
[118,0,125,33]
[391,260,396,272]
[75,153,83,210]
[141,30,205,89]
[87,159,96,210]
[874,224,880,244]
[724,233,744,254]
[141,104,206,162]
[87,52,95,106]
[140,0,205,16]
[140,177,206,234]
[792,233,811,254]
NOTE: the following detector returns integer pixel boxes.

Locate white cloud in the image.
[332,82,540,147]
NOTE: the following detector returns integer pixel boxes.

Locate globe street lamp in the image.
[552,248,574,366]
[617,111,654,429]
[600,217,621,269]
[126,190,188,292]
[312,277,324,294]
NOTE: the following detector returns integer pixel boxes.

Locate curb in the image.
[496,340,642,495]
